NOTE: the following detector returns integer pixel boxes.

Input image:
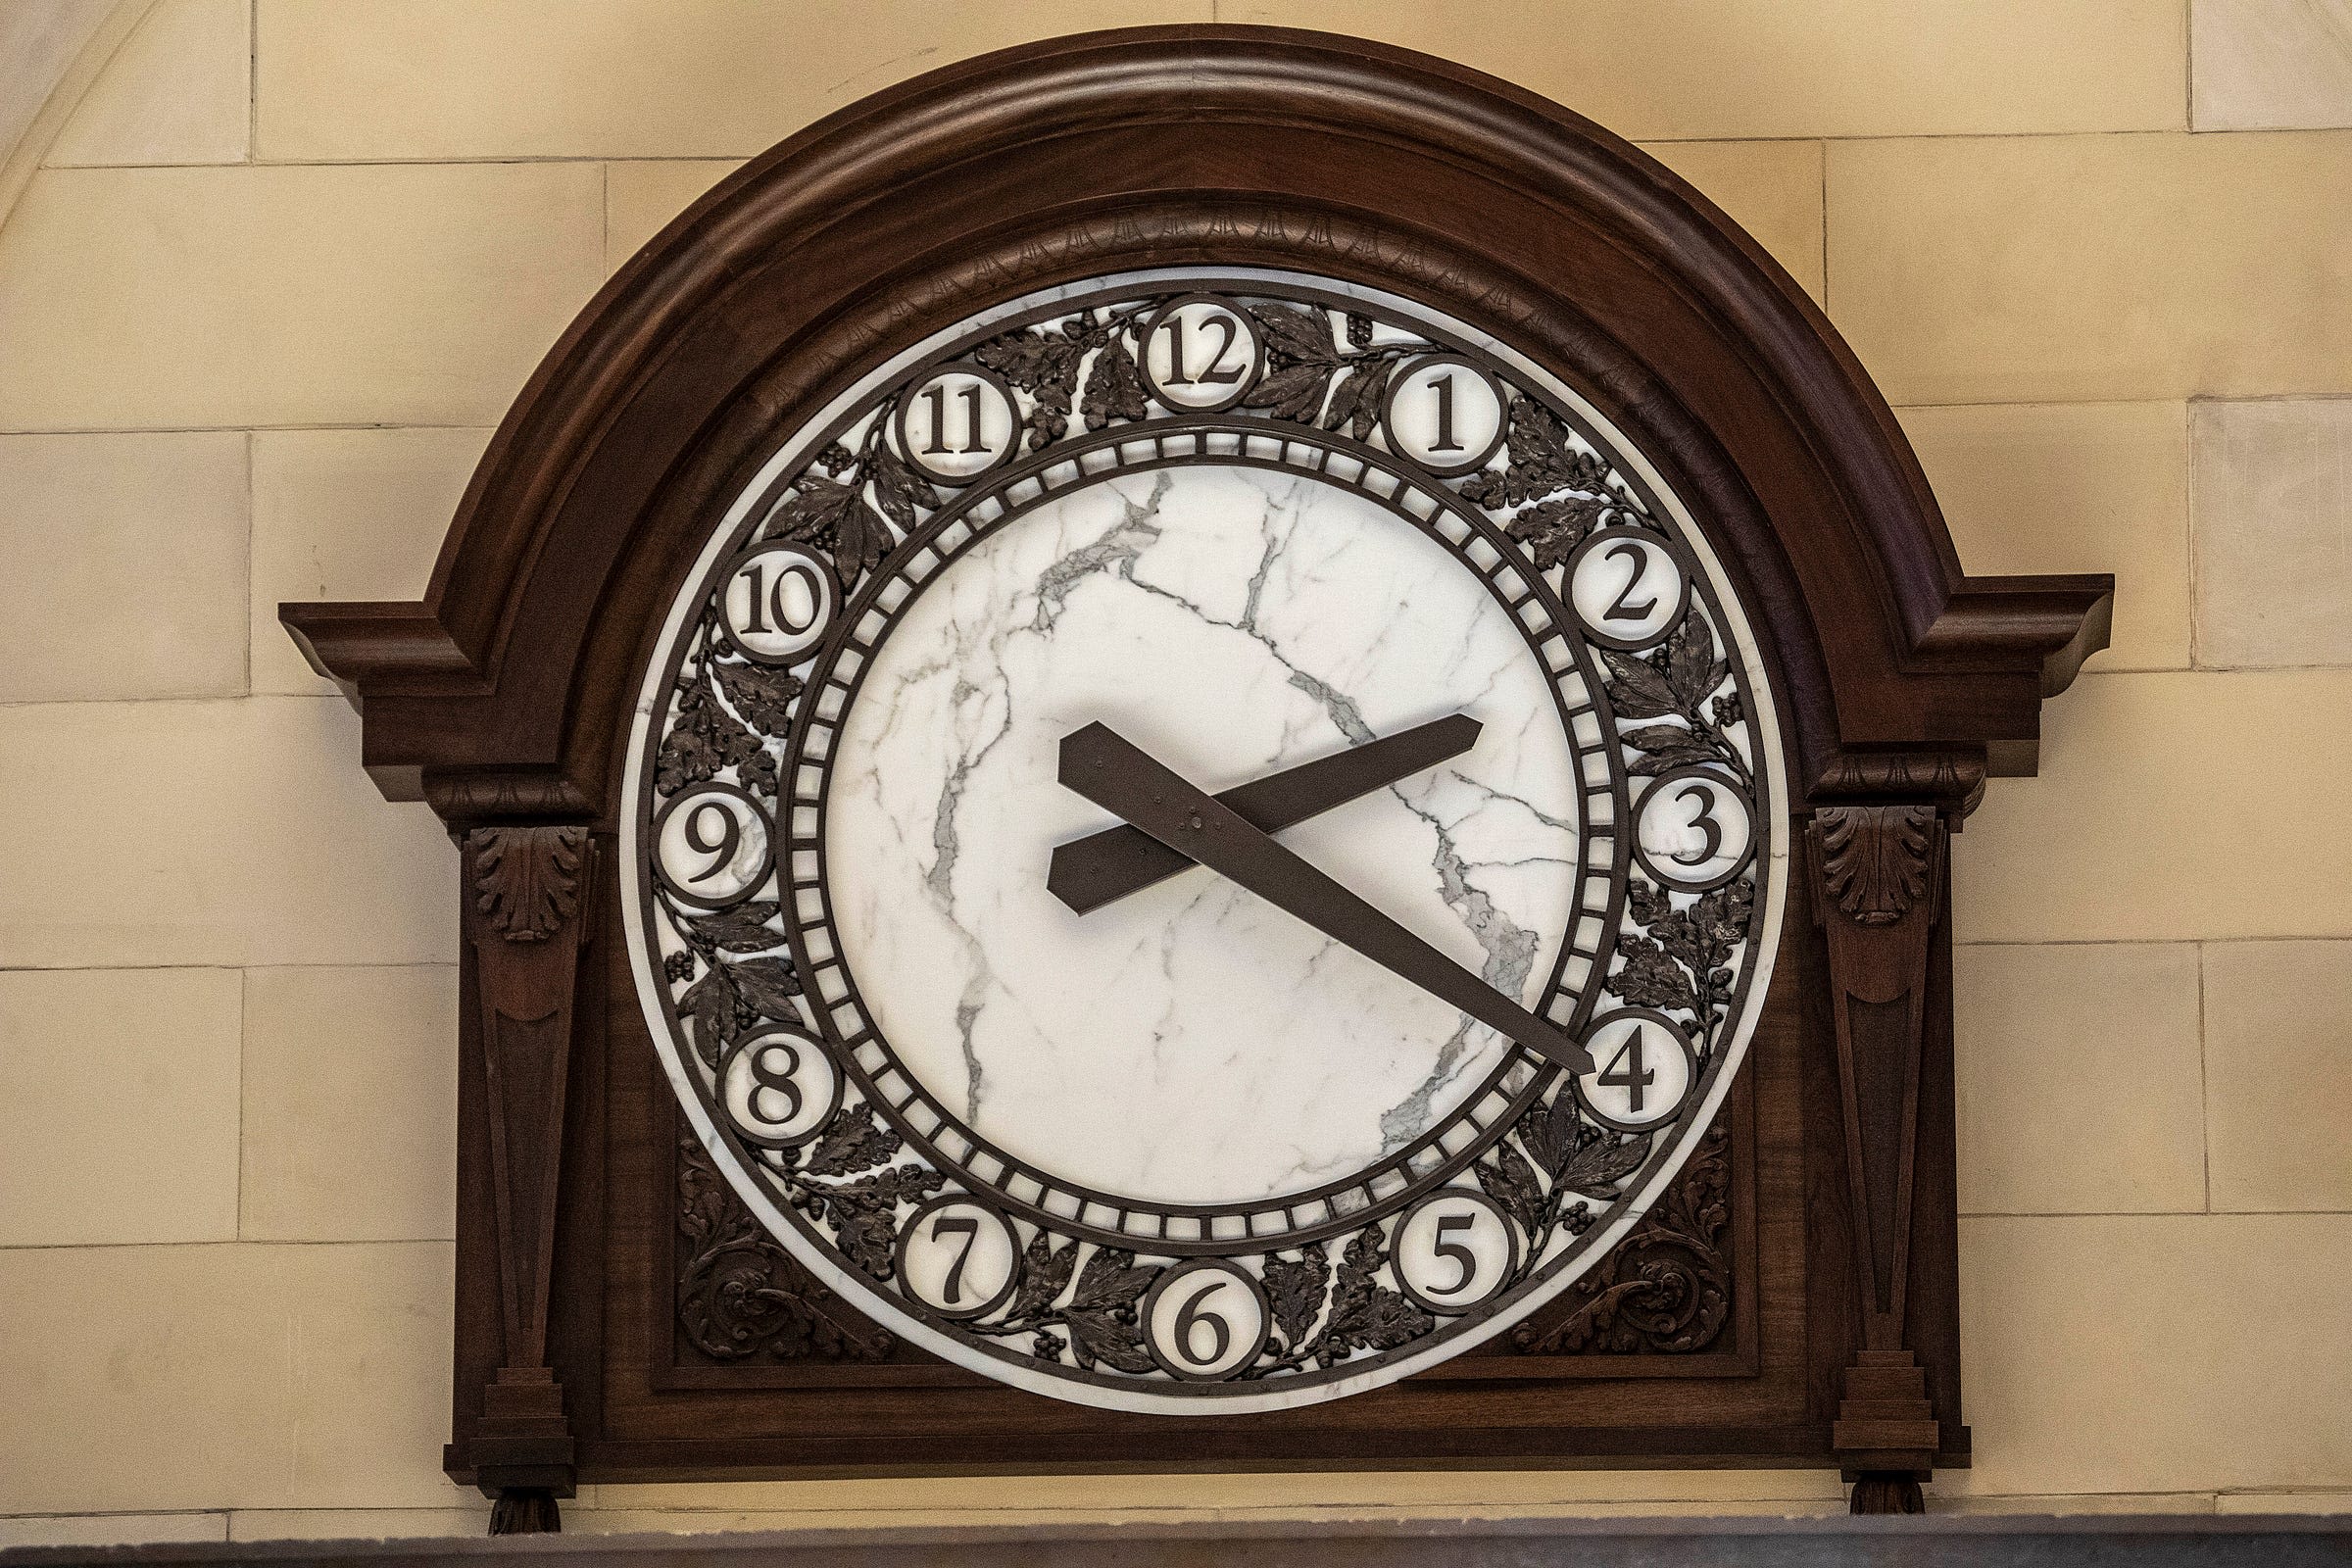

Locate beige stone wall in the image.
[2,0,2348,1545]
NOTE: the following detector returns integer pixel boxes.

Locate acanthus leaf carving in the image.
[1813,805,1936,927]
[470,825,589,943]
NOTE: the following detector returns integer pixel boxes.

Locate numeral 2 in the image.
[1602,538,1659,622]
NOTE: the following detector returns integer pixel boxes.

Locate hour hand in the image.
[1057,721,1593,1076]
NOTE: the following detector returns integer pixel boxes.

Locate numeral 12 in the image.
[1160,315,1244,386]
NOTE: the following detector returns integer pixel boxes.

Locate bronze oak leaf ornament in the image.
[772,475,894,584]
[1060,1247,1157,1374]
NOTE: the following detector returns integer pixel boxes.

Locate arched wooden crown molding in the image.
[282,24,2109,822]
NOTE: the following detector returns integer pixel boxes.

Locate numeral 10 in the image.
[738,558,823,638]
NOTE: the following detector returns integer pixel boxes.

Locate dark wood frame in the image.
[280,25,2111,1530]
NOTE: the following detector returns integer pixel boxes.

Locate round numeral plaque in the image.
[719,542,837,665]
[897,365,1020,485]
[1575,1009,1697,1134]
[1141,294,1262,412]
[718,1027,840,1149]
[652,782,773,909]
[1568,526,1690,650]
[1382,354,1505,476]
[1393,1189,1520,1315]
[1634,766,1754,892]
[896,1198,1021,1320]
[1141,1260,1270,1382]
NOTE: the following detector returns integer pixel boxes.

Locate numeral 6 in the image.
[1141,1259,1270,1381]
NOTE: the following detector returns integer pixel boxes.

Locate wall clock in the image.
[284,25,2110,1532]
[631,271,1784,1413]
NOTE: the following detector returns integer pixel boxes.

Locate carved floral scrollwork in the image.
[1813,805,1936,927]
[470,825,589,943]
[677,1135,894,1363]
[1511,1122,1731,1355]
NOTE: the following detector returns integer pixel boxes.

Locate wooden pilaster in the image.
[1806,790,1956,1514]
[459,824,597,1534]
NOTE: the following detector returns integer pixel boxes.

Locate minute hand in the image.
[1058,722,1593,1076]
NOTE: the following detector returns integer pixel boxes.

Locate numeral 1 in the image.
[1429,371,1460,452]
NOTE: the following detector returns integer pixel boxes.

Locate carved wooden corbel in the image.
[1806,795,1951,1513]
[460,823,597,1535]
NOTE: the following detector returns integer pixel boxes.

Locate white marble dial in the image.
[825,462,1582,1207]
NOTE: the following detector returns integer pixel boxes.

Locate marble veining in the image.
[824,463,1584,1207]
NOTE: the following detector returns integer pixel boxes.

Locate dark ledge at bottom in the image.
[3,1516,2347,1568]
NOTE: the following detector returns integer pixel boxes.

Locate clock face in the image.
[623,270,1788,1413]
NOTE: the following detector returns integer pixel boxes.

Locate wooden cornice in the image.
[281,24,2110,807]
